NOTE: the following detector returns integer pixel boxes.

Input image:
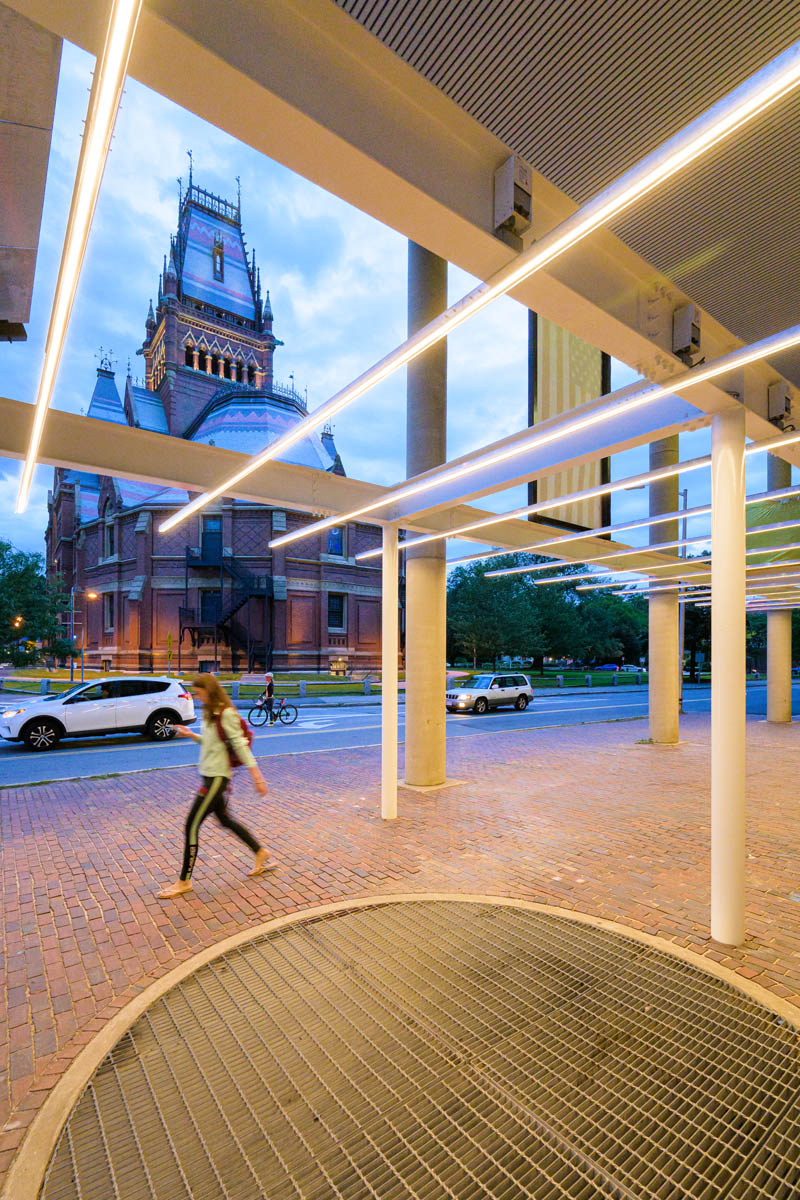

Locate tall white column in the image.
[381,525,398,820]
[766,454,793,723]
[648,437,680,743]
[711,407,746,946]
[405,242,447,787]
[767,610,792,723]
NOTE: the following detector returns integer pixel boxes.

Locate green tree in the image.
[0,541,71,666]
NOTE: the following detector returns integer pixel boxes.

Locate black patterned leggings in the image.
[180,776,261,881]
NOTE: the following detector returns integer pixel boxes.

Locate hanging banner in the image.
[529,314,610,531]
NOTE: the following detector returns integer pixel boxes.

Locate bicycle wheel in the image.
[248,706,268,727]
[278,703,298,725]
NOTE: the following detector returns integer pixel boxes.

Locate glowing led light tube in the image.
[158,41,800,536]
[16,0,143,513]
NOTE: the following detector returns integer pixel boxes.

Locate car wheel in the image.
[23,719,62,751]
[474,697,488,714]
[146,710,179,741]
[515,694,528,711]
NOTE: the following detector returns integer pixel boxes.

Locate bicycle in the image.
[248,694,298,727]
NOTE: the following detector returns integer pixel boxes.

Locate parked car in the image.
[595,664,620,671]
[0,677,195,751]
[446,673,533,714]
[619,664,641,673]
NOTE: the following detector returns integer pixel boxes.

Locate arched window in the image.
[198,348,207,373]
[210,353,219,376]
[103,499,115,558]
[223,358,232,380]
[247,363,256,386]
[212,238,224,282]
[184,344,194,368]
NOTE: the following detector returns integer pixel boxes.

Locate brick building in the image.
[45,178,383,673]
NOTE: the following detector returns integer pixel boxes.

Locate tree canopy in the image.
[446,555,648,668]
[0,541,71,665]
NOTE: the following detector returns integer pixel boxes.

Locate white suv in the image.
[446,673,534,714]
[0,677,195,751]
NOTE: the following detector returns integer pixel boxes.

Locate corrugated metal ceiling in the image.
[335,0,800,381]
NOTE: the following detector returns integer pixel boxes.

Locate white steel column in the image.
[648,437,680,743]
[381,524,399,820]
[711,407,746,946]
[405,241,447,787]
[766,454,793,723]
[767,610,792,723]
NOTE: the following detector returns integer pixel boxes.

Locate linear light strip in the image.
[486,534,713,579]
[443,484,800,568]
[600,557,800,590]
[16,0,143,513]
[350,419,800,563]
[156,42,800,538]
[487,519,800,582]
[273,320,800,552]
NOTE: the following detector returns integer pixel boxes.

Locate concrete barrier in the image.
[585,675,592,687]
[556,675,563,688]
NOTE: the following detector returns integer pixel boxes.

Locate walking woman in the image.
[158,674,277,899]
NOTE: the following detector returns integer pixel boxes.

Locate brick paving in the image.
[1,711,799,1183]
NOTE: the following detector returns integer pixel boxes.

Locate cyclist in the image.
[262,671,275,725]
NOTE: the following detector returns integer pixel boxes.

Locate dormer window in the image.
[212,234,224,282]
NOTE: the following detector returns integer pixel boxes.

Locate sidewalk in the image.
[1,711,798,1185]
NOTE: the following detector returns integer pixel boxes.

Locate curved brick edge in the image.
[4,892,799,1200]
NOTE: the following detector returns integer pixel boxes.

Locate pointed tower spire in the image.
[146,298,155,328]
[264,289,273,322]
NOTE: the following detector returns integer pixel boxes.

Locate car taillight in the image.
[178,691,190,699]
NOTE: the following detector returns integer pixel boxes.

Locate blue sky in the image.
[2,40,778,561]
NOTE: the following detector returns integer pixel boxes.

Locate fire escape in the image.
[179,541,273,673]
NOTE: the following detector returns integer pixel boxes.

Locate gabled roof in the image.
[125,378,168,433]
[178,188,256,321]
[87,368,125,424]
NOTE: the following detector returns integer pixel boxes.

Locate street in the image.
[0,684,796,786]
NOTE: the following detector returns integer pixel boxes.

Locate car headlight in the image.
[2,708,26,718]
[458,694,470,700]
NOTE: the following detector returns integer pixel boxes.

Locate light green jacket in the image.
[199,706,257,779]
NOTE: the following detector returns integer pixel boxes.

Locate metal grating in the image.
[334,1,800,384]
[41,901,800,1199]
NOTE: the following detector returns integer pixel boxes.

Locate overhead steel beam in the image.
[6,0,800,463]
[0,391,692,576]
[0,5,61,328]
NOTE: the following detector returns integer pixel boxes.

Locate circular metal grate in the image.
[42,901,800,1199]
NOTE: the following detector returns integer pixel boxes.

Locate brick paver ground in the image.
[1,712,799,1183]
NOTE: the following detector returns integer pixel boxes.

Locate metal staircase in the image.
[179,545,273,671]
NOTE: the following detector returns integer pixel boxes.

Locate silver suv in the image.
[446,673,533,714]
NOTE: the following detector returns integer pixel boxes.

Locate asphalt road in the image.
[1,684,796,787]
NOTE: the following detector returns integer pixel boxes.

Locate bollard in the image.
[299,680,307,697]
[231,681,240,701]
[40,680,50,694]
[636,671,642,684]
[556,675,563,688]
[363,680,371,695]
[612,673,617,687]
[585,674,592,687]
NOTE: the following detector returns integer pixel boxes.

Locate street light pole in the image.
[69,587,75,682]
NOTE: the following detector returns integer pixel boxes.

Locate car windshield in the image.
[457,676,493,689]
[57,681,114,700]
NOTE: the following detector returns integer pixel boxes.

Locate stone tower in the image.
[139,172,282,437]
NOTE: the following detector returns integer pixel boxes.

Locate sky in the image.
[2,40,783,564]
